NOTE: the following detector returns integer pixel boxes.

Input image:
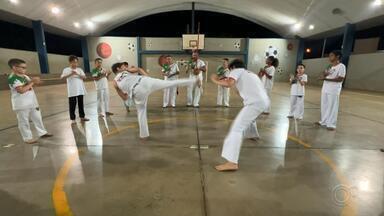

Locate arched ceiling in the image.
[0,0,384,38]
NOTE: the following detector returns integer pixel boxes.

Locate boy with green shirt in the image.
[91,58,113,117]
[7,58,53,144]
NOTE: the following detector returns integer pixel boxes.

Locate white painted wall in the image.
[87,36,138,71]
[247,39,299,82]
[345,52,384,92]
[302,57,330,86]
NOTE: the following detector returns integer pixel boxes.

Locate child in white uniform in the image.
[61,55,89,124]
[187,52,206,108]
[316,50,346,131]
[216,58,230,107]
[7,58,53,144]
[288,64,308,120]
[259,56,278,114]
[112,63,196,139]
[162,55,180,108]
[91,58,113,117]
[211,59,270,171]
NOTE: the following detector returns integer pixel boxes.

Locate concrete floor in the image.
[0,81,383,216]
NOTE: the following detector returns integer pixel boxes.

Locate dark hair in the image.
[111,62,124,73]
[223,58,229,62]
[68,55,78,62]
[8,58,26,68]
[229,59,245,69]
[297,63,306,68]
[122,61,129,66]
[329,50,342,60]
[165,55,171,58]
[95,58,102,63]
[267,56,279,67]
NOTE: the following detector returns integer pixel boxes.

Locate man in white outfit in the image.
[316,50,346,131]
[216,58,230,107]
[210,59,270,171]
[91,58,113,117]
[112,62,196,139]
[7,58,53,144]
[187,52,206,108]
[162,55,180,108]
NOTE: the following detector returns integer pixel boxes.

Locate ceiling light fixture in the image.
[292,22,302,32]
[85,21,95,30]
[51,6,61,15]
[9,0,19,4]
[373,0,382,6]
[309,24,315,30]
[73,22,81,28]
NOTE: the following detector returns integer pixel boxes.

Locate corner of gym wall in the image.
[86,36,138,71]
[247,39,299,82]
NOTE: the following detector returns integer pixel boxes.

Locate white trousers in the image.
[264,88,272,113]
[97,88,110,114]
[320,92,340,129]
[134,77,194,138]
[221,104,263,163]
[15,108,47,141]
[217,85,230,106]
[163,76,178,107]
[289,95,304,119]
[187,73,203,106]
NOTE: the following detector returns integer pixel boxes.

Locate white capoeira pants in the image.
[319,92,340,129]
[187,73,203,107]
[15,108,48,141]
[217,85,230,106]
[221,104,264,164]
[289,95,304,119]
[163,76,178,107]
[264,88,272,113]
[97,88,110,114]
[133,77,195,138]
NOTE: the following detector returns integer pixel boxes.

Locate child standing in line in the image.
[288,64,308,120]
[7,58,53,144]
[91,58,114,117]
[258,56,278,114]
[61,55,89,124]
[216,58,231,107]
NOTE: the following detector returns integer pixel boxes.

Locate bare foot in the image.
[25,139,38,144]
[248,137,260,141]
[287,116,294,119]
[215,162,239,171]
[262,112,270,115]
[106,112,114,116]
[40,133,53,138]
[327,127,336,131]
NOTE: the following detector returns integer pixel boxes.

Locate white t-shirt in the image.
[290,74,308,96]
[114,71,141,95]
[8,73,39,111]
[163,63,180,80]
[229,68,270,108]
[61,67,87,97]
[91,67,108,90]
[190,59,206,76]
[263,66,275,90]
[322,63,346,95]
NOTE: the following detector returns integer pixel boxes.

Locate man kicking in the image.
[210,59,270,171]
[112,62,197,139]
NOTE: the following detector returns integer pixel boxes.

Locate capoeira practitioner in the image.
[316,50,346,131]
[216,58,230,107]
[258,56,278,114]
[7,58,53,144]
[91,58,114,117]
[211,59,270,171]
[187,52,206,108]
[161,55,180,108]
[112,62,197,139]
[288,64,308,120]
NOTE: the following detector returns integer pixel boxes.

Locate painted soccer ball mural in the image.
[265,45,278,58]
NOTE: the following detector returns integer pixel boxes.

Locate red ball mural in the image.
[96,42,112,59]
